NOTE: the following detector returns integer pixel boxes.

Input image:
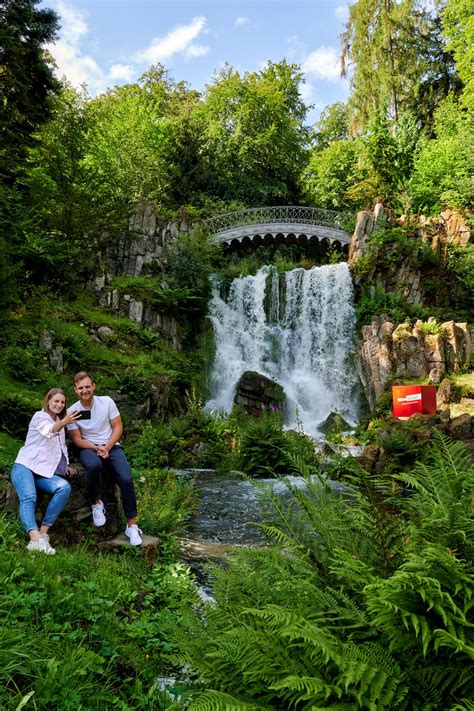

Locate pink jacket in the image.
[15,411,69,478]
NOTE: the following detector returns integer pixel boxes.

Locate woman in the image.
[11,388,81,555]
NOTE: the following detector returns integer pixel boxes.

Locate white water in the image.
[205,263,359,437]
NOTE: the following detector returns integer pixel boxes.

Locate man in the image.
[67,371,142,546]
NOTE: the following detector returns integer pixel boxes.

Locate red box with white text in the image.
[392,385,437,418]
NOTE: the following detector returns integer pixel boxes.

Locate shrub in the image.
[0,393,36,438]
[237,414,291,478]
[134,468,197,535]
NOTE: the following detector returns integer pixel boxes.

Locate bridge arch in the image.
[204,206,352,249]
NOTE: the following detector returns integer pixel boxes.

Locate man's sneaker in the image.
[92,502,106,527]
[125,524,143,546]
[38,534,56,555]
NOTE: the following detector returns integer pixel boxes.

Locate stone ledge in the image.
[98,532,160,552]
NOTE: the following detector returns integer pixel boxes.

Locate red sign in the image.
[392,385,437,418]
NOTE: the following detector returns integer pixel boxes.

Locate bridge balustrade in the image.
[204,206,352,247]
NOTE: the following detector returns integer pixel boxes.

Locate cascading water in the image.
[205,262,359,437]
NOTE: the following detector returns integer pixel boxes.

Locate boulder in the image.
[233,371,284,415]
[437,378,457,408]
[428,367,445,384]
[38,330,64,373]
[318,411,351,435]
[448,413,472,440]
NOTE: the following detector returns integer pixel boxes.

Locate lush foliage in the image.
[0,514,197,709]
[134,468,198,535]
[175,433,474,709]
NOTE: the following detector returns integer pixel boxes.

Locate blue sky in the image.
[43,0,351,124]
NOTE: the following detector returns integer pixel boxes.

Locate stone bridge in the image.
[204,206,352,252]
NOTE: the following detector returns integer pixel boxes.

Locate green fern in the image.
[174,434,474,709]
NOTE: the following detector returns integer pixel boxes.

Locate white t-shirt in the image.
[67,395,121,445]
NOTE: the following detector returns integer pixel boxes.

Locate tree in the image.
[0,0,60,181]
[415,13,462,133]
[84,87,172,216]
[0,0,60,311]
[195,60,309,207]
[408,94,474,214]
[312,102,350,151]
[341,0,429,129]
[305,138,362,210]
[442,0,474,111]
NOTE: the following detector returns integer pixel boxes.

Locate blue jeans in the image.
[79,445,137,520]
[11,463,72,533]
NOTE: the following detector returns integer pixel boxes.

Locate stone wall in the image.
[358,315,472,410]
[88,203,197,351]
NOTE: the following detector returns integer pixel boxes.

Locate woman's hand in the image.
[65,465,77,477]
[53,410,82,433]
[63,410,83,426]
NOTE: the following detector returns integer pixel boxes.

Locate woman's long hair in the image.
[42,388,67,419]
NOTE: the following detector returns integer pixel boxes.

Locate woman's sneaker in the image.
[92,502,106,527]
[125,524,143,546]
[26,539,41,552]
[39,534,56,555]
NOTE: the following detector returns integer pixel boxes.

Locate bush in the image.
[0,393,36,438]
[237,414,293,478]
[134,468,197,535]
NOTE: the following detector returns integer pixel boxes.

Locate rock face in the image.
[233,371,284,415]
[349,205,471,310]
[89,203,198,352]
[358,316,472,410]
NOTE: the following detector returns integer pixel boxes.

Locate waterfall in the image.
[205,263,359,437]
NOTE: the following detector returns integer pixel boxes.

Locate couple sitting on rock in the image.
[10,371,142,555]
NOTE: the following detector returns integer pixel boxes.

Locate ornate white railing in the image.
[204,206,352,237]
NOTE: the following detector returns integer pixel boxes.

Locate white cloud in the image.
[302,46,341,82]
[56,1,87,44]
[299,80,315,103]
[47,1,109,93]
[51,38,105,91]
[235,17,248,27]
[47,4,210,95]
[108,64,134,82]
[134,16,208,64]
[185,43,210,60]
[335,5,349,22]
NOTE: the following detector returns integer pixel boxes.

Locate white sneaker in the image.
[38,534,56,555]
[92,502,106,527]
[27,539,41,552]
[125,524,143,546]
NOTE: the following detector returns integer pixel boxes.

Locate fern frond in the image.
[187,689,269,710]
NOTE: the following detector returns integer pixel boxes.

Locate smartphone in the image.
[77,410,91,420]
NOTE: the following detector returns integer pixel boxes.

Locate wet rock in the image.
[233,371,284,415]
[318,411,351,435]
